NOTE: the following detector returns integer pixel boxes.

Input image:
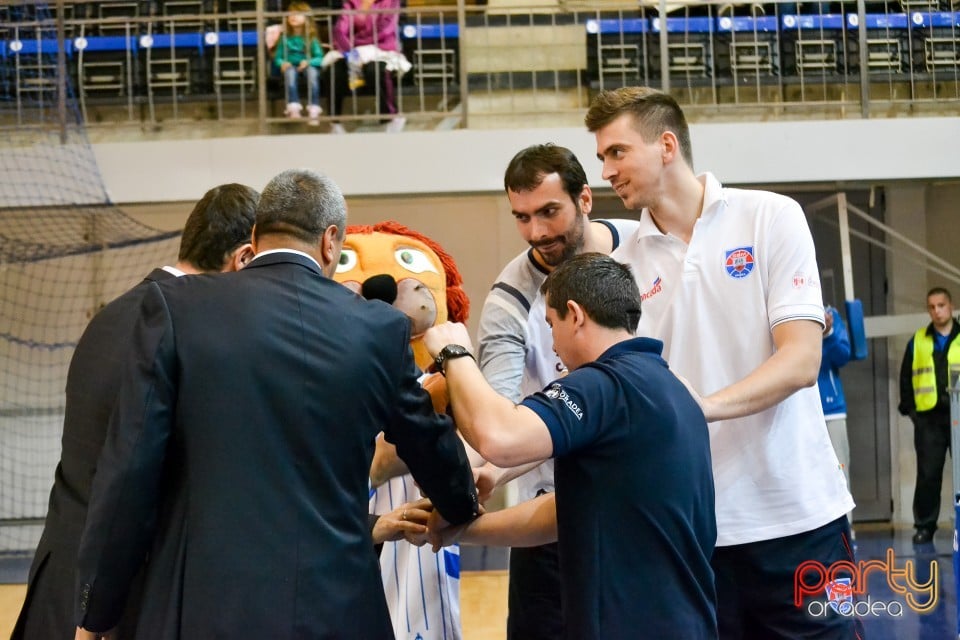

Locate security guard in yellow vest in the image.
[898,287,960,545]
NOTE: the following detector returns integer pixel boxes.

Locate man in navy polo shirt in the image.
[424,253,717,639]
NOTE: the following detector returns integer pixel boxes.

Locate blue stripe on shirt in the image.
[491,281,531,312]
[443,549,460,579]
[436,552,448,640]
[418,544,428,630]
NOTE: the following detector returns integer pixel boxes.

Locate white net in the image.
[0,2,180,553]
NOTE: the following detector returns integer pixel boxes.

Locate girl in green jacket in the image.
[275,1,324,123]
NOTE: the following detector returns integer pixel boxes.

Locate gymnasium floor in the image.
[0,551,512,640]
[851,525,958,640]
[1,528,957,639]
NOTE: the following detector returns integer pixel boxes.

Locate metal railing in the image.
[1,0,959,134]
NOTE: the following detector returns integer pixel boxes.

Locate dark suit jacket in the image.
[12,268,174,640]
[74,251,478,638]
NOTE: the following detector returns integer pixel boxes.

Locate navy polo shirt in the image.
[521,337,718,639]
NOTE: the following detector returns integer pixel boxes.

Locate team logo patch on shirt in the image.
[724,247,755,279]
[641,276,663,301]
[544,383,584,420]
[792,271,820,289]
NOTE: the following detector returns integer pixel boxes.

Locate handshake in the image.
[372,497,473,551]
[371,455,498,551]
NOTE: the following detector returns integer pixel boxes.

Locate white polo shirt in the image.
[612,172,854,547]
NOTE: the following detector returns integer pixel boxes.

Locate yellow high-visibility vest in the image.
[911,328,960,411]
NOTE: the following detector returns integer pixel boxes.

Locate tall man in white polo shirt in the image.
[589,87,856,639]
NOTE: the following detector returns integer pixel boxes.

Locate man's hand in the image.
[372,498,434,546]
[426,508,467,552]
[423,322,474,360]
[473,465,497,504]
[280,61,292,72]
[297,60,309,71]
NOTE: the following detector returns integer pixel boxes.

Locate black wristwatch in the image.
[433,344,475,374]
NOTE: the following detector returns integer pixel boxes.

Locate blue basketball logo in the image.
[724,247,755,279]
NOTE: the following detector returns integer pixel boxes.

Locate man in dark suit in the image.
[74,169,480,639]
[12,184,259,640]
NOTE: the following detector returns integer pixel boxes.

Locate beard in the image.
[533,206,587,267]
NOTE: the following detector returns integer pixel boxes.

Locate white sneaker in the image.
[330,122,347,135]
[285,102,303,118]
[385,116,406,133]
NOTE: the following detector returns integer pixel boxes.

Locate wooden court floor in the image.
[0,570,509,640]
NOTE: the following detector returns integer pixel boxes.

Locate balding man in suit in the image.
[74,169,479,639]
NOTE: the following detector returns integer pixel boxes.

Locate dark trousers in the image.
[712,515,862,640]
[326,58,396,118]
[507,542,563,640]
[913,409,952,532]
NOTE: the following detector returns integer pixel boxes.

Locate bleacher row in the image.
[585,10,960,81]
[1,7,959,108]
[1,28,261,99]
[0,0,264,29]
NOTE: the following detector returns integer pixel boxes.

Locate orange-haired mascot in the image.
[334,221,468,640]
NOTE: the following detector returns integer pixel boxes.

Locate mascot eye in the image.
[336,248,358,273]
[394,248,438,275]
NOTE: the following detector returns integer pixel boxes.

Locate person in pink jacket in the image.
[328,0,405,133]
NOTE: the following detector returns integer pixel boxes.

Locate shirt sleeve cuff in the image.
[520,396,568,458]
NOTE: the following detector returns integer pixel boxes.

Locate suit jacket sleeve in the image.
[368,514,384,557]
[382,323,478,526]
[74,282,178,632]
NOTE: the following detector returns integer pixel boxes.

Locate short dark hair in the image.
[927,287,952,303]
[178,183,259,272]
[255,169,347,244]
[584,87,694,169]
[503,144,588,205]
[540,253,641,333]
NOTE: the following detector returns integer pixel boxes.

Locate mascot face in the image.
[336,232,448,333]
[333,222,468,371]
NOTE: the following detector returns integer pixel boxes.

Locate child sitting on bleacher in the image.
[326,0,410,133]
[275,1,325,124]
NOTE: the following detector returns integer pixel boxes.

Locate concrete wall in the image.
[883,182,960,527]
[886,184,931,526]
[93,118,960,203]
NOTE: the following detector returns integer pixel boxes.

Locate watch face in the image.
[436,344,470,372]
[443,345,468,358]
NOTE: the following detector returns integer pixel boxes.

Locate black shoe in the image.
[912,528,935,545]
